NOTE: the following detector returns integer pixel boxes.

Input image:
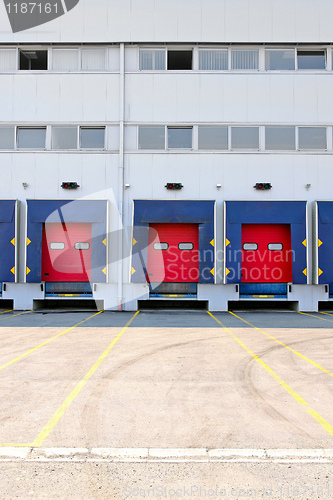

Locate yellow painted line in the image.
[298,311,333,323]
[0,311,104,373]
[319,312,333,317]
[32,311,140,447]
[0,309,13,315]
[207,311,333,438]
[0,310,33,322]
[228,311,333,378]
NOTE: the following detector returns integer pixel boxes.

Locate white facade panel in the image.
[225,0,249,42]
[294,76,319,123]
[0,0,331,43]
[13,77,37,122]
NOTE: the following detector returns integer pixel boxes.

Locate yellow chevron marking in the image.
[10,267,15,275]
[318,239,323,247]
[133,238,137,246]
[226,239,230,247]
[319,269,323,277]
[226,268,230,276]
[210,268,215,276]
[303,268,307,277]
[27,238,31,246]
[302,239,307,247]
[26,267,30,275]
[102,267,107,275]
[10,238,15,246]
[210,239,214,247]
[131,267,136,275]
[102,238,107,246]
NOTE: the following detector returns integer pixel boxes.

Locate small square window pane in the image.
[52,127,78,149]
[168,128,192,149]
[265,50,295,70]
[198,126,228,150]
[167,51,192,70]
[265,127,295,150]
[52,49,79,70]
[0,49,16,70]
[140,50,165,70]
[199,50,228,70]
[81,49,106,70]
[299,127,327,150]
[231,50,259,70]
[17,128,46,149]
[0,127,15,149]
[231,127,259,149]
[138,127,165,149]
[80,128,105,148]
[19,50,47,70]
[297,51,326,70]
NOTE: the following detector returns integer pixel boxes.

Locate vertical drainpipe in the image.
[118,43,125,311]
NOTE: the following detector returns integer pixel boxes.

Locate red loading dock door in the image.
[241,224,292,283]
[147,223,199,283]
[42,223,92,282]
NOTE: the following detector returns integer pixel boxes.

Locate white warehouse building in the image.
[0,0,332,312]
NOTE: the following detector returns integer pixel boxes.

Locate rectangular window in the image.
[19,50,48,70]
[0,127,15,149]
[80,127,105,149]
[265,127,296,150]
[0,49,16,70]
[297,50,326,70]
[81,49,106,70]
[139,49,166,70]
[51,126,78,150]
[231,127,259,149]
[52,49,79,71]
[17,128,46,149]
[167,50,192,70]
[231,50,259,70]
[167,127,192,149]
[138,126,165,150]
[198,126,228,150]
[298,127,327,150]
[265,50,295,70]
[199,50,228,70]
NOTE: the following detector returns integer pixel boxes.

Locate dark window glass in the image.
[19,50,48,70]
[167,51,192,70]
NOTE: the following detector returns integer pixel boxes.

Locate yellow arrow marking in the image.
[10,238,15,246]
[26,267,30,275]
[131,267,136,275]
[318,239,323,247]
[303,268,307,276]
[133,238,137,246]
[210,268,215,276]
[27,238,31,246]
[210,239,214,247]
[302,239,307,247]
[102,238,107,246]
[319,269,323,276]
[10,267,15,275]
[226,268,230,276]
[226,239,230,247]
[102,267,107,275]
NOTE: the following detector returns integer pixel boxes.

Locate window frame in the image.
[79,127,106,150]
[167,126,193,150]
[16,126,47,150]
[296,48,327,71]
